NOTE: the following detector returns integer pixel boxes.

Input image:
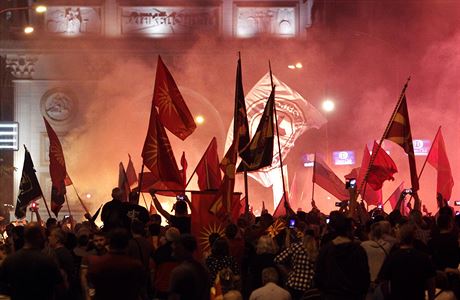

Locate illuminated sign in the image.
[413,139,431,156]
[332,151,355,166]
[302,153,315,168]
[45,7,102,35]
[0,122,19,150]
[236,6,296,38]
[121,6,219,36]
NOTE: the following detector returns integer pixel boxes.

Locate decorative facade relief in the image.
[5,55,38,79]
[40,88,78,124]
[235,6,297,38]
[120,6,220,37]
[45,7,102,36]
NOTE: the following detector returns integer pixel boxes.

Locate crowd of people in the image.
[0,187,459,300]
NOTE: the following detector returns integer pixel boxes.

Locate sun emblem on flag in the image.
[156,82,178,117]
[143,133,158,165]
[266,219,286,238]
[198,222,225,253]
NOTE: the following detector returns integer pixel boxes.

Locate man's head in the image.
[172,234,197,260]
[398,223,416,246]
[174,200,188,215]
[108,228,130,251]
[150,214,162,225]
[93,231,106,252]
[24,223,46,249]
[329,212,353,237]
[111,187,123,201]
[48,228,66,249]
[261,267,279,285]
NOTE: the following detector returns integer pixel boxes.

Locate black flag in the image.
[15,146,43,219]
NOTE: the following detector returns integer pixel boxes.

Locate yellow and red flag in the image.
[152,56,196,140]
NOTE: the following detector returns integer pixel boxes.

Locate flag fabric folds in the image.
[152,56,196,140]
[426,127,454,201]
[237,87,275,172]
[209,58,249,216]
[43,117,67,216]
[126,154,138,190]
[383,95,419,191]
[387,182,408,215]
[15,146,43,219]
[196,138,222,191]
[273,192,294,218]
[141,107,183,194]
[354,146,383,206]
[367,141,398,191]
[225,73,326,187]
[118,162,130,202]
[313,155,349,201]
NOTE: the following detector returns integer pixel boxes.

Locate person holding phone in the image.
[149,190,191,234]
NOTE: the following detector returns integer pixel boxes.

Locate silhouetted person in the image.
[101,188,126,232]
[150,190,191,234]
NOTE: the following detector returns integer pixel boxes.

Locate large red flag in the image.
[191,191,227,260]
[368,141,398,191]
[152,56,196,140]
[383,95,419,191]
[426,127,454,201]
[126,154,138,190]
[313,155,349,201]
[353,145,383,206]
[141,107,183,193]
[43,117,66,216]
[196,138,222,191]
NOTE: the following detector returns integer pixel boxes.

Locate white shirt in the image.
[249,282,292,300]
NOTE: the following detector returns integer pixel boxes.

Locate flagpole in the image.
[311,154,317,204]
[141,191,148,208]
[357,77,411,196]
[68,182,90,215]
[269,61,289,212]
[244,171,249,215]
[185,138,215,188]
[138,164,145,203]
[40,194,52,218]
[64,194,74,230]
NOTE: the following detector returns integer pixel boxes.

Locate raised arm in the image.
[149,190,171,221]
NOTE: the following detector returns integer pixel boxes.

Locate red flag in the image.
[273,193,294,218]
[118,162,129,202]
[367,141,398,191]
[141,107,183,193]
[180,152,187,188]
[191,191,226,260]
[426,127,454,201]
[152,56,196,140]
[64,173,73,186]
[126,154,138,190]
[313,155,349,201]
[230,195,244,222]
[387,182,408,215]
[43,117,66,216]
[354,146,383,206]
[383,95,419,191]
[195,138,222,191]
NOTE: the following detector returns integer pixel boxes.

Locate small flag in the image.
[313,155,349,201]
[195,138,222,191]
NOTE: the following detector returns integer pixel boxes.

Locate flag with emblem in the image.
[15,146,43,219]
[426,127,454,201]
[43,117,67,216]
[383,95,418,191]
[313,155,349,201]
[191,191,227,260]
[209,57,250,216]
[126,154,138,190]
[152,56,196,140]
[237,87,275,172]
[195,137,222,191]
[141,106,183,194]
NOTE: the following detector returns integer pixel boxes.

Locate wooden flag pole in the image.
[244,171,249,215]
[268,61,289,213]
[311,154,317,204]
[357,77,411,197]
[69,182,90,215]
